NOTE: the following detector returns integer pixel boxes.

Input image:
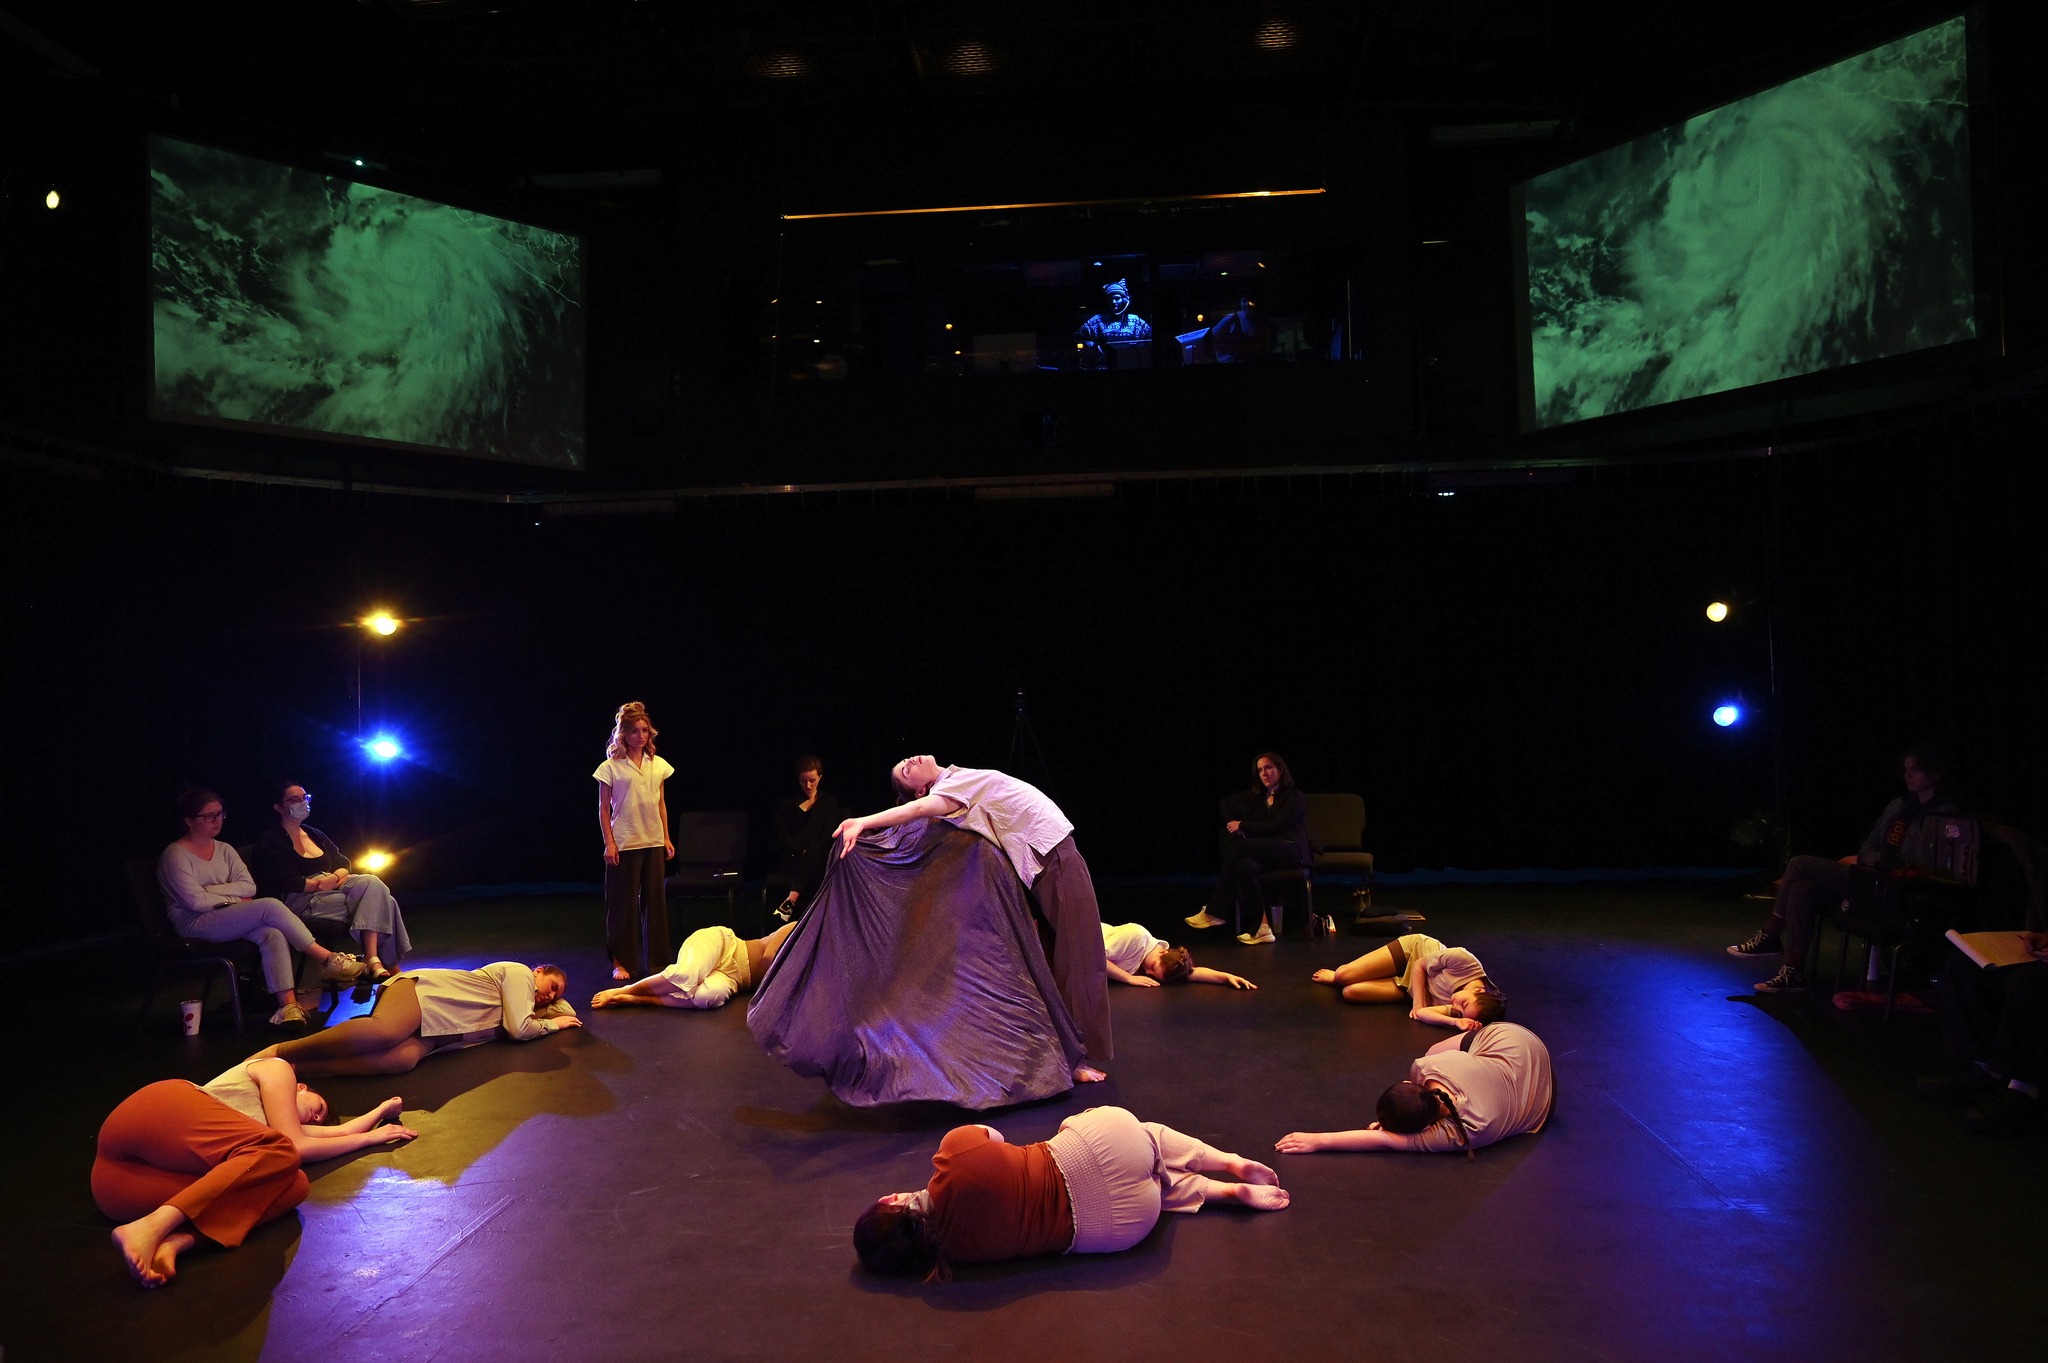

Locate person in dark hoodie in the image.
[1185,753,1312,944]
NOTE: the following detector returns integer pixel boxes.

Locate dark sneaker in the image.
[1754,964,1807,994]
[1917,1066,2003,1103]
[1726,929,1782,958]
[1963,1087,2041,1137]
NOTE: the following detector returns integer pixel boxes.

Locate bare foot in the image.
[1235,1183,1290,1211]
[152,1230,197,1283]
[1074,1064,1108,1084]
[611,963,631,981]
[1226,1155,1279,1185]
[591,989,621,1008]
[112,1212,187,1289]
[1311,969,1336,985]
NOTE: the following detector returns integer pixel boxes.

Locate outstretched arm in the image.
[1273,1125,1420,1154]
[834,793,964,856]
[1188,966,1258,990]
[250,1059,416,1161]
[1412,1004,1478,1031]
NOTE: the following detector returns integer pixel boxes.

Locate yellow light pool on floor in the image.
[1705,601,1730,623]
[358,850,393,873]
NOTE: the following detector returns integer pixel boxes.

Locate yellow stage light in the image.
[364,612,400,636]
[45,189,61,210]
[358,850,393,873]
[1705,601,1730,623]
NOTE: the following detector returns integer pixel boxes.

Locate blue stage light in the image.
[363,734,404,762]
[1713,705,1741,728]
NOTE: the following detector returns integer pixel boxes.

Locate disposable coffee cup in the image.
[179,999,203,1036]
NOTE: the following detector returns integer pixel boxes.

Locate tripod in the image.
[1006,688,1055,796]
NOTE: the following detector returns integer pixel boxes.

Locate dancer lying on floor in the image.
[1310,931,1505,1029]
[591,922,796,1009]
[95,1056,416,1289]
[1102,921,1257,989]
[855,1105,1288,1280]
[836,755,1112,1081]
[1275,1021,1553,1158]
[252,962,579,1076]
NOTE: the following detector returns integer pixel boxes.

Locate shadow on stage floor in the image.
[3,883,2042,1363]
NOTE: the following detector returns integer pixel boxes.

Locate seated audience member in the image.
[248,782,412,980]
[94,1055,415,1289]
[1728,744,1960,994]
[1276,1022,1554,1158]
[769,755,844,922]
[854,1106,1288,1280]
[1920,932,2048,1136]
[592,921,797,1009]
[1186,753,1311,944]
[252,962,578,1076]
[1310,932,1505,1030]
[158,787,368,1031]
[1102,921,1257,990]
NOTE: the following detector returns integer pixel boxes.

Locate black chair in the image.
[668,811,749,914]
[1821,871,1980,1024]
[239,843,352,1010]
[1252,794,1380,937]
[129,856,255,1034]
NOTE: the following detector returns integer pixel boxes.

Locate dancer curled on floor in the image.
[1311,932,1505,1029]
[593,922,795,1010]
[253,962,579,1076]
[1102,921,1257,990]
[595,700,675,981]
[94,1056,415,1289]
[248,781,412,980]
[855,1106,1288,1281]
[835,755,1113,1078]
[1186,752,1311,945]
[1727,744,1959,994]
[158,787,368,1031]
[1276,1022,1553,1159]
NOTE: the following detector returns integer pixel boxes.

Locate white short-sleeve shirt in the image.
[594,753,676,851]
[928,765,1074,888]
[1101,922,1161,975]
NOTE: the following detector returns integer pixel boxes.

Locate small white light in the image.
[45,188,61,210]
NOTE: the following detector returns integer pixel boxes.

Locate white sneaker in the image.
[269,1003,309,1030]
[1185,909,1226,929]
[321,953,367,982]
[1237,925,1276,945]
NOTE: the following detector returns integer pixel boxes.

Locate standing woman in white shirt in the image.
[594,701,676,980]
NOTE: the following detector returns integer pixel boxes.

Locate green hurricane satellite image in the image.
[149,137,586,466]
[1524,17,1974,428]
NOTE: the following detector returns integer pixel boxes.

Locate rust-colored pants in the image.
[92,1080,307,1247]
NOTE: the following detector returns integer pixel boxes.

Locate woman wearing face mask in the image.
[248,782,412,980]
[158,787,368,1031]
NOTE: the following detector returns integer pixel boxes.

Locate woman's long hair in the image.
[1376,1080,1476,1161]
[606,701,659,760]
[854,1201,949,1283]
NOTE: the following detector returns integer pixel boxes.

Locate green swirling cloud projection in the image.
[149,137,586,467]
[1522,17,1973,429]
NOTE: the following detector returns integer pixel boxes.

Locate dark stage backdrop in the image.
[3,423,2043,952]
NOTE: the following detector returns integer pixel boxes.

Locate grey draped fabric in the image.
[748,819,1083,1109]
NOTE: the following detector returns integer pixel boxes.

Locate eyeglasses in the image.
[194,810,226,821]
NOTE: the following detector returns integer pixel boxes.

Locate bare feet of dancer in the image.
[1218,1182,1291,1210]
[1311,968,1337,984]
[112,1205,198,1289]
[1223,1154,1280,1185]
[1075,1064,1108,1083]
[590,987,647,1008]
[612,962,631,981]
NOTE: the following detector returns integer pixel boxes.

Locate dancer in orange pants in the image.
[93,1057,415,1288]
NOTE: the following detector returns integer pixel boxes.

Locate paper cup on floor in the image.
[179,999,203,1036]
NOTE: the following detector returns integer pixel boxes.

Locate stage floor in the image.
[3,882,2039,1363]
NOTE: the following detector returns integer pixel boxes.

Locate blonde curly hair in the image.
[606,701,660,759]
